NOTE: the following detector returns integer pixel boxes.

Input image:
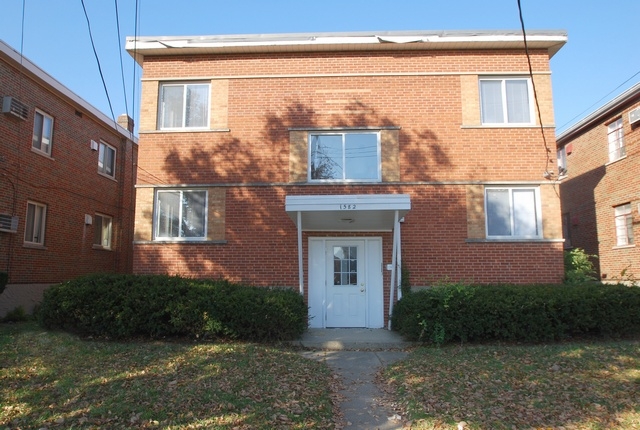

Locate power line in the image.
[558,69,640,133]
[516,0,552,177]
[113,0,129,119]
[79,0,116,124]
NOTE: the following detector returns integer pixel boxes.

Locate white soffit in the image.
[285,194,411,231]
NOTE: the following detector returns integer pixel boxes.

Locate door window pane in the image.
[333,246,358,286]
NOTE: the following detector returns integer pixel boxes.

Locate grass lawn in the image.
[0,322,337,429]
[382,340,640,429]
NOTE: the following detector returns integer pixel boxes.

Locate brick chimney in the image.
[117,114,134,133]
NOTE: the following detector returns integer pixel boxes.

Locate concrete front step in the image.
[292,328,417,351]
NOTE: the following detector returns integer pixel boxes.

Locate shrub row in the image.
[392,283,640,344]
[36,274,307,342]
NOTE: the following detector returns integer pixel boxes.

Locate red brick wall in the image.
[134,47,564,289]
[560,101,640,281]
[0,57,138,286]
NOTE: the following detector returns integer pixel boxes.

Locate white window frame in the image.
[479,77,534,125]
[607,118,625,163]
[154,189,208,241]
[94,213,112,249]
[308,131,381,182]
[32,109,54,156]
[557,146,567,176]
[98,141,116,178]
[159,82,211,130]
[614,203,634,247]
[24,201,46,245]
[484,186,543,239]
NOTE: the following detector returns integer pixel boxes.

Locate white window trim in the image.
[484,186,543,240]
[607,118,625,163]
[479,77,535,126]
[94,213,113,249]
[24,201,47,246]
[154,189,209,241]
[158,82,211,130]
[307,131,382,183]
[32,109,54,156]
[98,140,117,179]
[614,203,634,247]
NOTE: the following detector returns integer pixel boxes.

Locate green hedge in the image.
[392,283,640,344]
[36,274,307,342]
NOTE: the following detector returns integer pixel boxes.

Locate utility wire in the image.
[80,0,116,124]
[114,0,129,120]
[558,69,640,133]
[517,0,552,177]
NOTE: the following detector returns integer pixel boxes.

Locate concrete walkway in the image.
[297,329,416,429]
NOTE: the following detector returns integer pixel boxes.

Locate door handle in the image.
[360,287,365,293]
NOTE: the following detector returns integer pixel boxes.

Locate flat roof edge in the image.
[126,29,567,62]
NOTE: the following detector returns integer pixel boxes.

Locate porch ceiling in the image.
[285,194,411,231]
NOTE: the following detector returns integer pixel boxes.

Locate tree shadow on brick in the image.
[140,99,461,285]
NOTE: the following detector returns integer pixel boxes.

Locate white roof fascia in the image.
[0,39,137,144]
[126,30,567,64]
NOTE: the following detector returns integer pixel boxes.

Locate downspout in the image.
[388,210,399,329]
[297,211,303,295]
[397,219,402,301]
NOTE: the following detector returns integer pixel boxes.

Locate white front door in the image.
[325,240,366,327]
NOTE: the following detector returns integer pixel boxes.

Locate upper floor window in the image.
[155,189,207,240]
[94,213,112,249]
[159,82,210,129]
[32,109,54,155]
[479,78,532,125]
[607,118,625,162]
[25,201,46,245]
[98,141,116,178]
[309,132,380,182]
[614,203,634,246]
[485,187,542,239]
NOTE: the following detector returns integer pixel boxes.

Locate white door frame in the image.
[308,237,384,328]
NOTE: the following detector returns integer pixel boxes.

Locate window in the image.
[159,82,210,129]
[98,141,116,178]
[25,201,46,245]
[32,109,54,155]
[614,203,634,246]
[485,187,542,239]
[155,190,207,240]
[479,78,532,125]
[309,132,380,181]
[607,118,625,162]
[94,214,112,249]
[557,146,567,176]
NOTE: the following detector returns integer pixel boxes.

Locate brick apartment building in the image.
[127,30,567,328]
[557,82,639,283]
[0,40,138,316]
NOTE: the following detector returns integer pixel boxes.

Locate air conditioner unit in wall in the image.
[2,96,29,120]
[629,107,640,125]
[0,214,18,233]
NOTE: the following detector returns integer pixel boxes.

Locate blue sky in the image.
[1,0,639,134]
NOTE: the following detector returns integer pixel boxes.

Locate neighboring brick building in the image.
[556,82,640,283]
[127,30,567,328]
[0,40,138,316]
